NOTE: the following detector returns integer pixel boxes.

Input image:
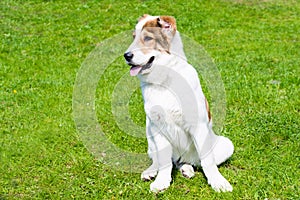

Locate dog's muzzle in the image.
[124,52,155,76]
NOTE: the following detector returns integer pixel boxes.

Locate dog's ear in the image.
[158,16,177,35]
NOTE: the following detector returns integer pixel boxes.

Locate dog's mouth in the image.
[129,56,155,76]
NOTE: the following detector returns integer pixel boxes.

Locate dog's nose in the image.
[124,52,133,61]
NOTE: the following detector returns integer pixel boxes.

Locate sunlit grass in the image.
[0,0,299,199]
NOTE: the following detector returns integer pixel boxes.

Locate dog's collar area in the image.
[129,56,155,76]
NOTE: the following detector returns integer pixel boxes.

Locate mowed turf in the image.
[1,0,299,199]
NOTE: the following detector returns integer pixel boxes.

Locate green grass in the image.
[1,0,299,199]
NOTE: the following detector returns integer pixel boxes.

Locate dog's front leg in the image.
[148,133,173,193]
[142,117,173,192]
[141,117,159,181]
[201,152,233,192]
[192,124,233,192]
[145,116,173,192]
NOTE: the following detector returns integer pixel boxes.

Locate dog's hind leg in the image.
[213,136,234,166]
[179,163,195,178]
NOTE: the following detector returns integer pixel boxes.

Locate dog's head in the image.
[124,14,177,76]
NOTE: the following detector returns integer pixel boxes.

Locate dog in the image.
[124,14,234,193]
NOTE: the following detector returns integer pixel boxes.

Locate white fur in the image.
[125,15,234,193]
[180,164,195,178]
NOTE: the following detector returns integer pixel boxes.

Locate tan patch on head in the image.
[133,15,178,54]
[143,18,160,28]
[142,26,172,53]
[159,16,177,33]
[142,16,177,35]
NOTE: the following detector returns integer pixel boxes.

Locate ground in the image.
[0,0,299,199]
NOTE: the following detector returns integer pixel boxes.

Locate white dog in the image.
[124,14,234,193]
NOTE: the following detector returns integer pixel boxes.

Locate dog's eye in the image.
[144,36,153,42]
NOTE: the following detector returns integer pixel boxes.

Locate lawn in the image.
[1,0,299,199]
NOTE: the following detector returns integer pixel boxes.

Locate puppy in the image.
[124,14,234,193]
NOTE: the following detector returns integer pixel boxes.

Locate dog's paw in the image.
[141,167,158,181]
[180,164,195,178]
[150,178,171,193]
[208,174,233,192]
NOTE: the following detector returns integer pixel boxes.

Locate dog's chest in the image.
[142,85,183,125]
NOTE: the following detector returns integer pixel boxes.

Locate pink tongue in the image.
[130,66,142,76]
